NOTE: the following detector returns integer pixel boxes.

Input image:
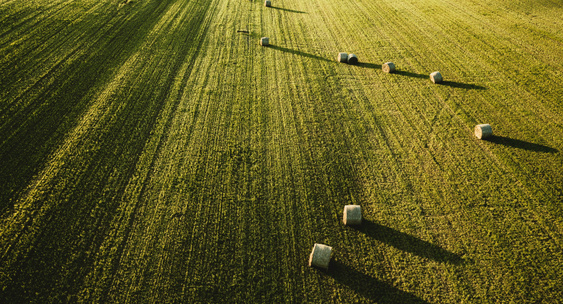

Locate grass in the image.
[1,0,562,302]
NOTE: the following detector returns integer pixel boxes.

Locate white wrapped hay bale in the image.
[343,205,362,225]
[382,62,395,73]
[474,124,493,139]
[309,243,332,269]
[260,37,269,46]
[347,54,358,65]
[430,71,443,83]
[337,52,348,63]
[264,0,271,7]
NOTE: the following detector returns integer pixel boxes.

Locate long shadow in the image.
[487,135,559,153]
[354,64,427,78]
[354,220,464,264]
[236,30,259,38]
[440,80,486,90]
[271,6,307,13]
[394,70,428,79]
[268,45,331,62]
[357,62,382,69]
[327,260,429,303]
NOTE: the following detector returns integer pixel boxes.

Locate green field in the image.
[1,0,563,302]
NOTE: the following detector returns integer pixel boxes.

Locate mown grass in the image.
[1,0,562,302]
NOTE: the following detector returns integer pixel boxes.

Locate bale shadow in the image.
[394,70,427,79]
[270,6,307,13]
[354,220,464,264]
[440,81,486,90]
[487,136,558,153]
[236,30,259,38]
[356,62,382,69]
[326,260,429,303]
[268,45,331,62]
[355,66,428,79]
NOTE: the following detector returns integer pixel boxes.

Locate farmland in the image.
[1,0,562,302]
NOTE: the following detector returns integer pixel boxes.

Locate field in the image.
[1,0,563,302]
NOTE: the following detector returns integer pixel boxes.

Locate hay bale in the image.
[474,124,493,139]
[343,205,362,225]
[309,243,332,269]
[260,37,269,46]
[382,62,396,73]
[264,0,271,7]
[430,71,443,83]
[337,52,348,63]
[347,54,358,65]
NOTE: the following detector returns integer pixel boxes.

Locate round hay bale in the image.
[264,0,271,7]
[347,54,358,65]
[430,71,443,83]
[308,243,332,269]
[382,62,396,73]
[260,37,269,46]
[474,124,493,139]
[337,52,348,63]
[343,205,362,225]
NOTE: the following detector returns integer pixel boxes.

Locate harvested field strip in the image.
[0,0,182,210]
[0,0,217,301]
[0,0,562,302]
